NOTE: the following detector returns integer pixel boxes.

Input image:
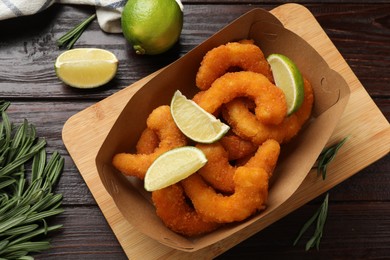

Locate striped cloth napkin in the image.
[0,0,127,33]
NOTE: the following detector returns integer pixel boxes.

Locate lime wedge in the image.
[55,48,118,89]
[170,90,230,143]
[267,53,304,115]
[144,146,207,191]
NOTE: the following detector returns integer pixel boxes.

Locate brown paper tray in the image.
[95,6,350,251]
[62,3,390,259]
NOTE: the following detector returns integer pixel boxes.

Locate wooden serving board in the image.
[62,3,390,259]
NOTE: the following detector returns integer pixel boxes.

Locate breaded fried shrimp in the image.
[222,78,314,145]
[220,133,257,161]
[196,139,280,194]
[196,41,273,90]
[182,140,280,223]
[110,39,315,237]
[182,167,269,223]
[136,128,160,154]
[196,142,236,193]
[112,105,187,179]
[195,71,287,125]
[152,183,220,237]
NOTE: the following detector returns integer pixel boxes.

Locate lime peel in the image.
[121,0,183,55]
[267,53,304,115]
[144,146,207,191]
[55,48,118,89]
[170,90,230,143]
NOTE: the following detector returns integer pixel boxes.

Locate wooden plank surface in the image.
[1,2,389,259]
[61,3,390,259]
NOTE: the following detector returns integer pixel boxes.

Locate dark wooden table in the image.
[1,1,389,259]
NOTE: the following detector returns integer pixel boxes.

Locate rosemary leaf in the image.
[1,241,51,254]
[42,219,48,236]
[28,193,62,213]
[18,256,34,260]
[7,225,62,247]
[0,205,30,224]
[65,27,85,50]
[31,148,46,181]
[0,240,9,252]
[293,206,321,246]
[43,151,64,188]
[315,197,328,250]
[0,101,10,112]
[0,139,46,177]
[21,208,64,225]
[1,250,28,259]
[27,192,51,213]
[294,193,329,251]
[317,137,349,180]
[1,224,38,237]
[0,110,11,158]
[0,101,65,258]
[0,177,16,190]
[0,198,18,216]
[57,14,96,49]
[0,216,27,234]
[49,199,64,211]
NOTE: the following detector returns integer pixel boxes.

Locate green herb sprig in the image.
[317,137,349,180]
[293,136,348,251]
[57,14,96,49]
[293,193,329,251]
[0,101,64,259]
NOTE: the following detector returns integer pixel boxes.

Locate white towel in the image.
[0,0,126,33]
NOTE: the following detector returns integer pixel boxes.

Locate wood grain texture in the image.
[60,3,390,259]
[1,4,389,98]
[0,1,389,259]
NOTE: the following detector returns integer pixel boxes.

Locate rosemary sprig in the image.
[317,137,349,180]
[57,14,96,49]
[293,193,329,251]
[0,100,64,259]
[293,136,348,251]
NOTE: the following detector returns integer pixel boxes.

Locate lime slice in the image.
[170,90,230,143]
[121,0,183,55]
[55,48,118,89]
[267,53,304,115]
[144,146,207,191]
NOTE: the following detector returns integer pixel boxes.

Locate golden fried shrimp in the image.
[112,105,187,179]
[244,139,280,174]
[222,78,314,145]
[152,183,220,237]
[197,139,280,194]
[195,71,287,125]
[182,140,280,223]
[196,142,235,193]
[183,168,268,223]
[191,91,221,117]
[196,41,273,90]
[220,133,257,161]
[136,128,159,154]
[191,90,204,104]
[238,39,255,45]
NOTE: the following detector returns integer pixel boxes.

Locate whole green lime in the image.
[121,0,183,55]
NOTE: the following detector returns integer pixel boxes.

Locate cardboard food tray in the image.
[95,6,350,252]
[62,3,390,259]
